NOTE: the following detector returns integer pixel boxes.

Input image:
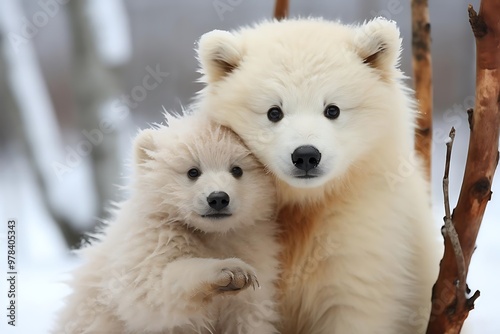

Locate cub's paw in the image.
[214,258,259,292]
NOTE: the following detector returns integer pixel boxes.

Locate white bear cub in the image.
[54,114,281,334]
[196,18,441,334]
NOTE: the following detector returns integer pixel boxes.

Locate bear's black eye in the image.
[324,104,340,119]
[267,106,284,122]
[187,168,201,180]
[231,166,243,178]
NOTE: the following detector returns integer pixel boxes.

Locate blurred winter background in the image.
[0,0,497,333]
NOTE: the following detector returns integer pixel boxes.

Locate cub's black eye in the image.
[324,104,340,119]
[267,106,284,122]
[187,168,201,179]
[231,166,243,178]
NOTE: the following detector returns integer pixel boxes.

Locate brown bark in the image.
[411,0,433,180]
[426,2,500,333]
[274,0,289,20]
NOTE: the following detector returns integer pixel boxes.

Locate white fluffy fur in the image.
[54,114,281,334]
[197,18,441,333]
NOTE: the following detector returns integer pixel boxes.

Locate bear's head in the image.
[197,18,414,201]
[133,114,275,233]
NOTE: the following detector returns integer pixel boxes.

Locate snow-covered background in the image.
[0,0,498,333]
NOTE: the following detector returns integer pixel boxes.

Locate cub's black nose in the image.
[207,191,230,211]
[291,145,322,172]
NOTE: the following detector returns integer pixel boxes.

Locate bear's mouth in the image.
[290,167,323,180]
[201,213,233,219]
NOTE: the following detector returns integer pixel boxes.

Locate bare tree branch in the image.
[274,0,289,21]
[427,1,500,333]
[442,127,466,295]
[411,0,433,180]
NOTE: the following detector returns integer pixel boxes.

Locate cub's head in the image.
[133,115,275,233]
[197,18,413,197]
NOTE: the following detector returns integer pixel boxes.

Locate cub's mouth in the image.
[296,174,318,179]
[201,213,233,219]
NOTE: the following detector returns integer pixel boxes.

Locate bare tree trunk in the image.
[0,61,82,248]
[274,0,289,20]
[67,0,126,221]
[426,1,500,333]
[0,2,83,248]
[411,0,433,181]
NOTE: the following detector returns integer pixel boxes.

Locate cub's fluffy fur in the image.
[54,114,281,334]
[197,18,441,333]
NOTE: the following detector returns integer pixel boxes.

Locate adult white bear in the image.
[196,17,441,334]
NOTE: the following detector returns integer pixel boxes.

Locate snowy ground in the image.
[0,122,499,334]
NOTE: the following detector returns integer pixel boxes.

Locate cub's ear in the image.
[133,129,156,166]
[197,30,243,83]
[354,18,401,74]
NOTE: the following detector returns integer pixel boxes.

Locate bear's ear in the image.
[354,18,401,74]
[197,30,243,83]
[133,129,156,166]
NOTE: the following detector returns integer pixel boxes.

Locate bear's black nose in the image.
[207,191,230,211]
[291,145,322,172]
